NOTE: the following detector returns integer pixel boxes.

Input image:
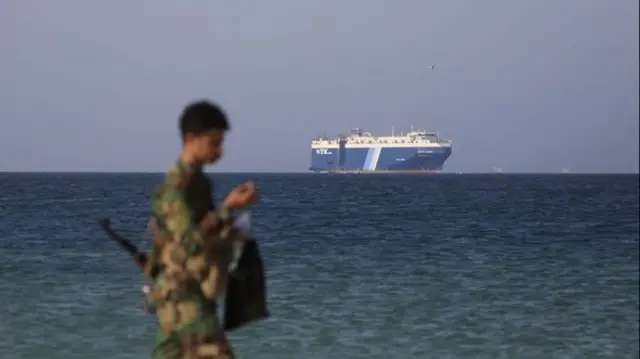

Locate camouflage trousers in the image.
[152,300,234,359]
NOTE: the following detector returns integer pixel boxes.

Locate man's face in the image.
[187,129,225,164]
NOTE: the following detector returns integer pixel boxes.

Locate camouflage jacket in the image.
[146,159,245,303]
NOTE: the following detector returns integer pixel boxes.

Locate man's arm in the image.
[153,184,234,256]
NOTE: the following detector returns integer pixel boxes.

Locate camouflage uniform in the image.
[146,159,243,359]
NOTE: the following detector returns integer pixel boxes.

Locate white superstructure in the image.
[311,127,452,149]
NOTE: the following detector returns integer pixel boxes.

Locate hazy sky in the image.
[1,0,638,173]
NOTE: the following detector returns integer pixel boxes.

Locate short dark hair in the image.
[179,100,230,138]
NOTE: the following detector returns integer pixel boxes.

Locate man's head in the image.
[179,100,230,165]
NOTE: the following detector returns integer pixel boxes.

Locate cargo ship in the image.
[309,127,452,173]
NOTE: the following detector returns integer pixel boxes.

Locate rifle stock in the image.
[97,218,155,276]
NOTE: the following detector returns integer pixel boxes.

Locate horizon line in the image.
[0,170,638,175]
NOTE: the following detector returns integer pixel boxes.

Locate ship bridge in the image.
[343,128,449,147]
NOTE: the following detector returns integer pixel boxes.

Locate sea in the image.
[0,173,638,359]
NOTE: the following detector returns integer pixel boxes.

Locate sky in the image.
[1,0,638,173]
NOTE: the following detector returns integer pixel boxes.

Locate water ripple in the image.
[0,173,638,358]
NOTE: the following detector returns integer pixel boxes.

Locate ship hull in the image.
[309,146,452,172]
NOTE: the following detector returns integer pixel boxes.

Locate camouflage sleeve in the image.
[153,186,234,257]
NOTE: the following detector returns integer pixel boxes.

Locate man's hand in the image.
[223,181,258,210]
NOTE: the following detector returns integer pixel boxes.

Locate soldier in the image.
[146,100,258,359]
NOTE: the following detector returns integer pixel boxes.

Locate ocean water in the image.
[0,173,638,359]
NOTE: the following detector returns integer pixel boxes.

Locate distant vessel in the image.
[309,127,452,173]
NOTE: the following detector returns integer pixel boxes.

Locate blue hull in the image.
[309,146,452,172]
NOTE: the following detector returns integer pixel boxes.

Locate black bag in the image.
[223,239,269,331]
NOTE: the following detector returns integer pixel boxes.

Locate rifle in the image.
[97,218,159,277]
[96,217,269,331]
